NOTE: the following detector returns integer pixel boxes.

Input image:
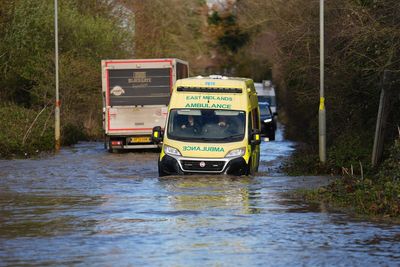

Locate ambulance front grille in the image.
[180,160,225,172]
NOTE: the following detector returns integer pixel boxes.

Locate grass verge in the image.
[292,136,400,219]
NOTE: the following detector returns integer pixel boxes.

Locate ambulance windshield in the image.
[167,109,246,142]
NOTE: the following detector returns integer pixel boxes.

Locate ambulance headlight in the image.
[164,145,181,156]
[264,118,272,123]
[225,147,246,158]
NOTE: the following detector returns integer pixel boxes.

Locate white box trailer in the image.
[101,58,189,151]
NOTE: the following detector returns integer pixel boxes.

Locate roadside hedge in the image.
[0,104,54,158]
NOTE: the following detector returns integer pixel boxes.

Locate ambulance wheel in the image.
[246,158,255,176]
[158,161,168,177]
[245,158,252,176]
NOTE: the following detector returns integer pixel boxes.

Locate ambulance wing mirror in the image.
[250,129,261,145]
[152,126,164,144]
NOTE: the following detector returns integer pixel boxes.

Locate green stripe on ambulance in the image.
[183,146,225,152]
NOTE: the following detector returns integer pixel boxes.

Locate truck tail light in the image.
[111,141,123,146]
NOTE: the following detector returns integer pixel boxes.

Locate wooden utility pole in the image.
[372,70,393,167]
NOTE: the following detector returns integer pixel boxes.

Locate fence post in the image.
[371,70,392,167]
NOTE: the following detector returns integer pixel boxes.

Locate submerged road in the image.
[0,127,399,266]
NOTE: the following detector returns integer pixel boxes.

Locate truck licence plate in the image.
[131,137,151,143]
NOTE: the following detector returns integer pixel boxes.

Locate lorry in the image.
[255,80,277,115]
[101,58,189,152]
[152,75,262,176]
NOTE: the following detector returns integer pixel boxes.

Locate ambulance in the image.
[152,75,261,176]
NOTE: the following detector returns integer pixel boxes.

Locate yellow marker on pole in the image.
[319,97,325,110]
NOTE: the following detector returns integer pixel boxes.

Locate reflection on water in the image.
[159,175,254,212]
[0,137,399,266]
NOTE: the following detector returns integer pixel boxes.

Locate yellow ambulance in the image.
[152,75,261,176]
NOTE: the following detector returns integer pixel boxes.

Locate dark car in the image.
[259,102,277,141]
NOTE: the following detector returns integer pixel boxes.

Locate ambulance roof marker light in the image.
[209,75,223,79]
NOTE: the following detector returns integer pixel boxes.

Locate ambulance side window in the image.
[248,107,260,142]
[248,112,252,143]
[251,108,260,130]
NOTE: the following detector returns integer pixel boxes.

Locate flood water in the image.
[0,128,399,266]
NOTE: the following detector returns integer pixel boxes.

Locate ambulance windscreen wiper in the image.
[225,134,244,139]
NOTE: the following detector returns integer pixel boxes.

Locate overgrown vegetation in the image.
[284,132,375,176]
[295,136,400,218]
[0,104,54,158]
[0,0,134,157]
